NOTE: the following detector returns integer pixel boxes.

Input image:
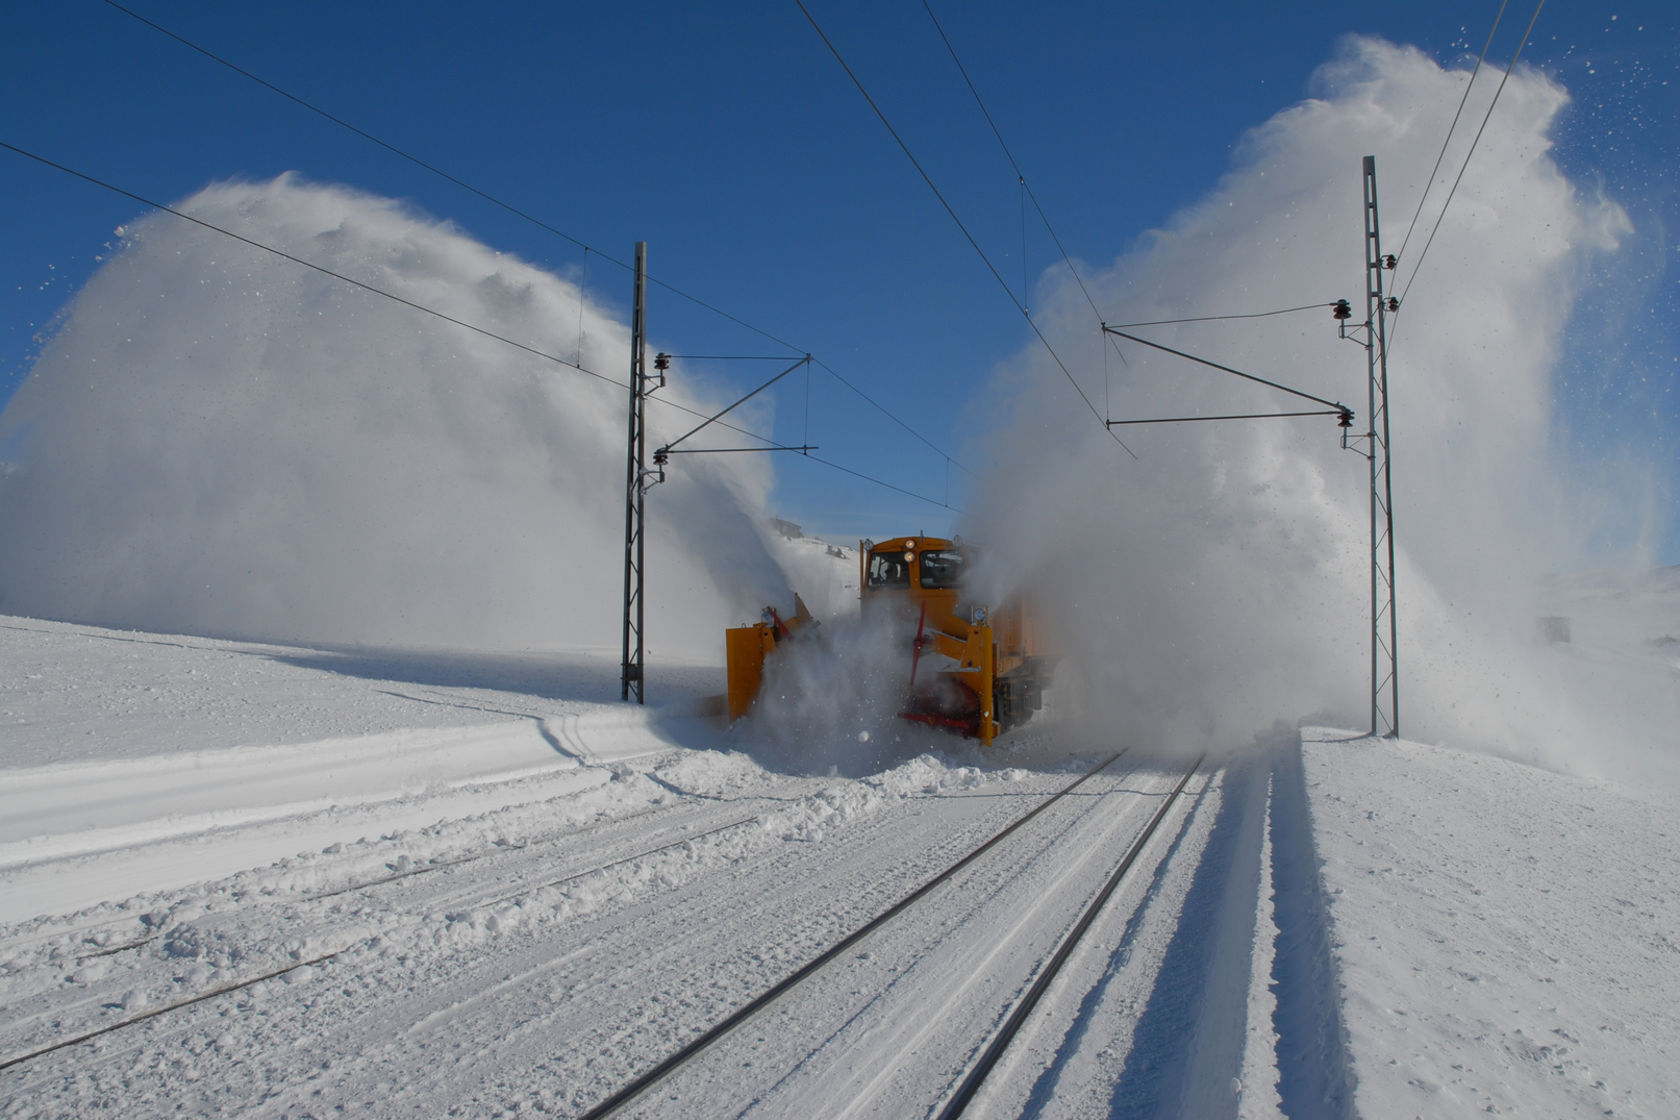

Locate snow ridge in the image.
[1268,733,1359,1118]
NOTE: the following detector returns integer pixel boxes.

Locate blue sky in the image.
[3,1,1675,559]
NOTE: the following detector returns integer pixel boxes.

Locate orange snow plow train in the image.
[725,536,1053,747]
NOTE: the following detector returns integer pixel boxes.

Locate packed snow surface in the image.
[1302,727,1680,1119]
[1,615,1674,1117]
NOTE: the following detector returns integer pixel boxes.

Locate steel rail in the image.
[937,755,1205,1118]
[0,948,347,1075]
[307,806,760,908]
[578,750,1129,1120]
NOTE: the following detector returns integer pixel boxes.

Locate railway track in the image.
[6,784,773,961]
[0,805,772,1075]
[579,751,1204,1119]
[2,750,1214,1116]
[2,767,727,958]
[8,796,732,964]
[0,767,844,1075]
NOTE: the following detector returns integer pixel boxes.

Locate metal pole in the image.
[1364,168,1379,737]
[621,242,648,703]
[1362,157,1398,737]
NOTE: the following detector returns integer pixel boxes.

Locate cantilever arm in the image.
[1102,327,1345,412]
[659,356,811,454]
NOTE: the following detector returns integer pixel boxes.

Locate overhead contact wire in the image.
[803,452,958,510]
[921,0,1132,375]
[1392,0,1510,269]
[1394,0,1546,320]
[922,0,1103,326]
[1105,303,1338,329]
[99,0,593,255]
[814,358,966,469]
[928,0,1368,408]
[0,141,958,512]
[98,0,966,477]
[796,0,1134,458]
[0,141,625,389]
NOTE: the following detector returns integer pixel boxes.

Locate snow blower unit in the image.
[725,536,1054,747]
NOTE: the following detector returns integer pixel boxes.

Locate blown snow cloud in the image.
[966,38,1662,772]
[0,175,789,651]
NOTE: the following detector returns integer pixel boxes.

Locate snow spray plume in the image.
[0,175,790,652]
[964,39,1672,781]
[741,609,955,776]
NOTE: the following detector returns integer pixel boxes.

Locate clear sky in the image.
[3,1,1675,559]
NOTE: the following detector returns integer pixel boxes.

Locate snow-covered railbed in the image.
[595,760,1205,1119]
[1,750,1139,1114]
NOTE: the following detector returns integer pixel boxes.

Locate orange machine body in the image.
[725,536,1052,747]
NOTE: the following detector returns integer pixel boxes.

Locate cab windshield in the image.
[918,549,964,590]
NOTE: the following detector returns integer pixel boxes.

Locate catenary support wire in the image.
[1101,327,1349,414]
[95,0,966,477]
[798,0,1133,458]
[1393,0,1546,333]
[921,0,1132,376]
[657,357,811,456]
[1107,410,1346,426]
[1105,303,1338,330]
[1391,0,1510,268]
[0,140,952,515]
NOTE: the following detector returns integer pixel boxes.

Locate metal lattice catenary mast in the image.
[1362,156,1399,737]
[621,242,650,703]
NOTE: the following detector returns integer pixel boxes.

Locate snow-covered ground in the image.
[1302,728,1679,1119]
[1,602,1675,1117]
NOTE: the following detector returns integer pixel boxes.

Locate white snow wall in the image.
[0,175,791,653]
[964,40,1661,771]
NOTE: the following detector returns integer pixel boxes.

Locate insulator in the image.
[1383,254,1397,270]
[654,448,669,466]
[653,352,670,371]
[1333,299,1352,321]
[1386,296,1400,312]
[1338,409,1354,428]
